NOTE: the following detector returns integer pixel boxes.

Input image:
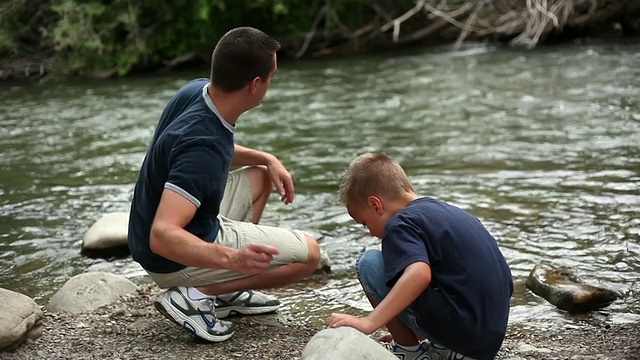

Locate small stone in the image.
[517,342,552,353]
[111,308,126,317]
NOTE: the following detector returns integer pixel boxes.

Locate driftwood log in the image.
[292,0,640,57]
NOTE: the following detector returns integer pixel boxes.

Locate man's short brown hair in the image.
[209,27,281,93]
[339,153,414,207]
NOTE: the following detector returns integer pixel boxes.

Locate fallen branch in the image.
[296,1,330,58]
[380,0,426,42]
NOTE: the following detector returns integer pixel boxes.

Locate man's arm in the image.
[232,144,274,166]
[149,188,278,274]
[328,261,431,334]
[233,144,294,204]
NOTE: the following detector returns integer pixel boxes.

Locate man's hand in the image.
[266,156,294,204]
[327,313,377,335]
[229,243,280,275]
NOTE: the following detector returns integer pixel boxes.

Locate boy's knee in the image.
[357,249,383,274]
[357,250,385,297]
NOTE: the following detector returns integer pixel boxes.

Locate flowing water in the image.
[1,40,639,331]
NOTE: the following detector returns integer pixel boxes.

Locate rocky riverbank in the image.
[4,284,639,360]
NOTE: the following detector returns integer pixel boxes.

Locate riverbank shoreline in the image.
[2,33,639,83]
[5,284,640,360]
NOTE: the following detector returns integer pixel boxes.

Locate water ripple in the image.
[1,41,639,327]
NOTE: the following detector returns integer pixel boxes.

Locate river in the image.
[1,40,639,331]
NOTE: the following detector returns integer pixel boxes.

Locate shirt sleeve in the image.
[165,136,226,208]
[382,221,431,287]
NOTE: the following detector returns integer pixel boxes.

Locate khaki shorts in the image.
[147,167,309,288]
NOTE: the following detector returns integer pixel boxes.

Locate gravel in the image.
[5,284,640,360]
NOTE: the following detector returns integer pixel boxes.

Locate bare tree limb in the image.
[454,0,486,48]
[296,1,330,58]
[380,0,426,42]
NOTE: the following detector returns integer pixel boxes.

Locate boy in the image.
[328,153,513,360]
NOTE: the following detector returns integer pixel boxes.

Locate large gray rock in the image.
[0,288,43,351]
[81,212,131,257]
[301,327,397,360]
[526,263,621,313]
[48,272,138,314]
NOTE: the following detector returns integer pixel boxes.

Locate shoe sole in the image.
[154,297,234,342]
[216,304,281,319]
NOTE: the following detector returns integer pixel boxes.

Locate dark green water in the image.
[1,40,639,330]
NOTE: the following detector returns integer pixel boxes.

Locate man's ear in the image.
[367,195,384,215]
[249,76,261,93]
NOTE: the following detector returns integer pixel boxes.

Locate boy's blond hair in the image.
[339,153,414,207]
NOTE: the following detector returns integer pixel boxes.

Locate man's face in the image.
[252,53,277,105]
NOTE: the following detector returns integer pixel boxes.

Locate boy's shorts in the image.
[358,250,480,360]
[147,167,309,288]
[357,249,429,338]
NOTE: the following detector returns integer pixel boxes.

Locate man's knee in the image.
[245,165,271,193]
[304,234,321,269]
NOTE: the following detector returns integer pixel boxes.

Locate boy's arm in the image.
[328,261,431,334]
[366,261,431,330]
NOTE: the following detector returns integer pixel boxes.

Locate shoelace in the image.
[207,298,219,320]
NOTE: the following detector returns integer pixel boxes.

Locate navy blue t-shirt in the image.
[127,79,235,273]
[382,197,513,360]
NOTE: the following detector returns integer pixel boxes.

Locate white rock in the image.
[82,212,130,250]
[0,288,43,351]
[301,327,397,360]
[47,272,138,314]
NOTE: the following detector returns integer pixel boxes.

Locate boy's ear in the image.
[367,195,384,215]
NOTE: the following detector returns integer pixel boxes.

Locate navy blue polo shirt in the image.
[382,197,513,360]
[128,78,235,273]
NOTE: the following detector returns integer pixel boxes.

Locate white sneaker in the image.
[154,286,234,342]
[214,289,281,318]
[382,341,475,360]
[382,341,431,360]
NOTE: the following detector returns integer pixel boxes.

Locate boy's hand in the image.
[327,313,377,335]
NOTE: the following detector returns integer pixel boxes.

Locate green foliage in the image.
[0,0,364,76]
[0,0,56,56]
[43,0,149,75]
[0,30,17,54]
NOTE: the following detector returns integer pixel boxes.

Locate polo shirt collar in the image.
[202,84,234,133]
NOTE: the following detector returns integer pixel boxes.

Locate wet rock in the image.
[48,272,138,314]
[301,327,396,360]
[525,263,621,313]
[0,288,44,351]
[81,212,131,258]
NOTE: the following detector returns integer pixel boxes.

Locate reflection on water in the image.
[1,40,639,329]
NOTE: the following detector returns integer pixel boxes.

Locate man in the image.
[128,27,321,342]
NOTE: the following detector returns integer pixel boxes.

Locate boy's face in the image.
[346,198,386,239]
